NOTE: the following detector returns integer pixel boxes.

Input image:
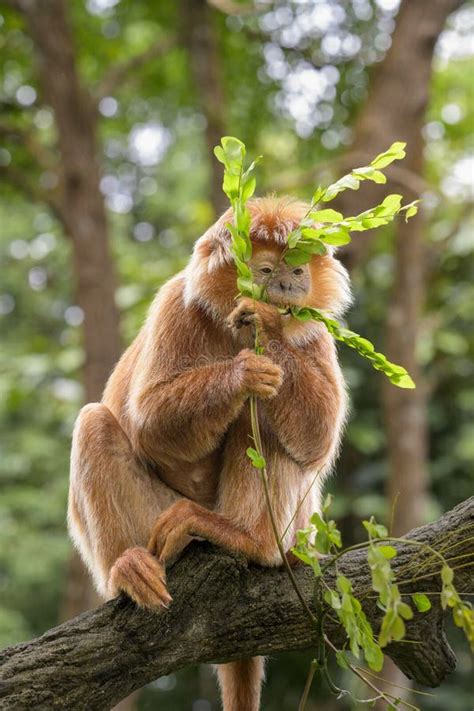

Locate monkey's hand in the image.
[227,297,282,346]
[235,349,283,399]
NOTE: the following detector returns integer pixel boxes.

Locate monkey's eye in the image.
[260,267,272,274]
[293,268,304,275]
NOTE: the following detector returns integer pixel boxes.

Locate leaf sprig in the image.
[292,499,474,682]
[214,137,264,299]
[290,306,415,388]
[214,135,416,389]
[284,143,419,264]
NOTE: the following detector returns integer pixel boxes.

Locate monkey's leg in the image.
[68,403,181,608]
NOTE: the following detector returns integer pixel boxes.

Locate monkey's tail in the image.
[108,546,172,610]
[216,657,265,711]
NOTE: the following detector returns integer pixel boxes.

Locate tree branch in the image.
[0,498,472,710]
[94,38,175,101]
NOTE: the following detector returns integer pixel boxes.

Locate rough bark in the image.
[181,0,227,216]
[335,0,465,270]
[0,498,472,710]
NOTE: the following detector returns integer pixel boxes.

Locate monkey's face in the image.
[249,245,311,307]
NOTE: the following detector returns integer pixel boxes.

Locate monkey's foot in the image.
[109,546,172,610]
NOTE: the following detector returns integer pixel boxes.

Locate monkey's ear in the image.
[198,213,235,271]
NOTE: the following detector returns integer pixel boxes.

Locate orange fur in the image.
[68,196,351,710]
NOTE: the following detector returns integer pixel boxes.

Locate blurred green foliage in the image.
[0,0,472,709]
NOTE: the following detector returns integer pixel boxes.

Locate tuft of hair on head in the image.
[184,195,352,319]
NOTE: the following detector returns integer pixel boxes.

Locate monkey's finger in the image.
[148,520,174,557]
[249,366,283,383]
[159,532,193,566]
[251,364,282,376]
[250,383,280,399]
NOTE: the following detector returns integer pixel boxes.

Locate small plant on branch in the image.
[214,136,473,708]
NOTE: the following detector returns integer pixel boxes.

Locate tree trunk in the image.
[335,1,463,703]
[0,497,471,710]
[181,0,227,216]
[337,0,464,270]
[18,0,123,628]
[19,0,122,403]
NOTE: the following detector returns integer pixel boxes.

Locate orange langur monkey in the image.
[68,197,351,711]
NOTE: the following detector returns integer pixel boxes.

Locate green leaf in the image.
[287,228,302,248]
[246,447,266,469]
[223,171,240,199]
[324,589,342,610]
[398,602,414,620]
[335,650,349,669]
[379,545,397,559]
[318,227,351,246]
[391,373,416,389]
[364,642,384,672]
[297,238,327,255]
[323,174,360,201]
[241,175,256,202]
[221,135,246,161]
[441,565,454,585]
[411,593,431,613]
[312,186,326,204]
[213,145,226,164]
[370,142,407,169]
[284,248,312,267]
[352,166,387,184]
[234,257,252,279]
[336,575,352,594]
[310,208,343,223]
[323,493,333,512]
[363,517,388,539]
[237,278,264,300]
[379,194,403,213]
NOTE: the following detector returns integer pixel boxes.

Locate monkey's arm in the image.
[128,350,282,466]
[228,298,346,471]
[263,334,346,471]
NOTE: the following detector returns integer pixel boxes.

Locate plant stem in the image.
[298,660,318,711]
[324,636,420,711]
[249,396,317,625]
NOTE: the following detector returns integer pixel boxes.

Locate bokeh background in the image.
[0,1,473,709]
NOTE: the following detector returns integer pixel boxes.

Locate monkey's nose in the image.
[279,280,292,292]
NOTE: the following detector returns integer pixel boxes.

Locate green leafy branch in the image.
[290,306,415,388]
[292,498,474,708]
[214,135,416,388]
[214,137,264,300]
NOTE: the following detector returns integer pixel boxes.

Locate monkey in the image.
[68,196,351,711]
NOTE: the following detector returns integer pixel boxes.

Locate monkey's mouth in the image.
[267,293,307,308]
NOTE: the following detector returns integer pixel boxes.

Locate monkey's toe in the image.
[109,546,172,610]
